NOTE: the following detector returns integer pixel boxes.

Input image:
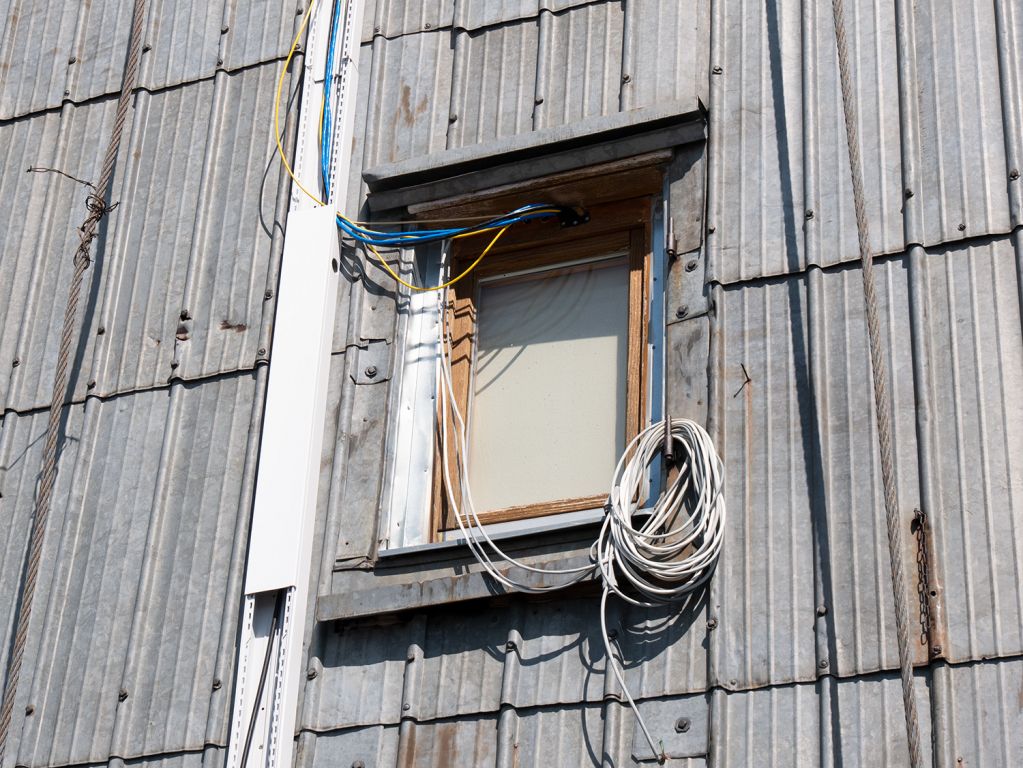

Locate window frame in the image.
[434,203,652,533]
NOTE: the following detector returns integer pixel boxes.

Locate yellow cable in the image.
[274,0,326,207]
[367,226,510,292]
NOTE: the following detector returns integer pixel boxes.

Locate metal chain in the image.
[0,0,148,759]
[830,0,924,765]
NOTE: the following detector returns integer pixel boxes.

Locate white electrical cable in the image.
[434,256,725,763]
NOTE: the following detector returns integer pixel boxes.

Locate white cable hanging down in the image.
[434,266,726,763]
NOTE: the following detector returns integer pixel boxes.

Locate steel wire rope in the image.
[0,0,148,759]
[830,0,924,764]
[434,257,725,762]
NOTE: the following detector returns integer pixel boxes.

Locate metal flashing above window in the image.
[363,100,705,212]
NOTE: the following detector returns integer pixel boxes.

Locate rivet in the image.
[818,659,829,669]
[402,703,410,711]
[685,259,698,272]
[424,22,431,29]
[264,290,273,300]
[25,705,34,716]
[64,89,70,97]
[621,73,631,83]
[707,618,718,630]
[674,717,691,733]
[258,347,267,356]
[1010,169,1020,180]
[118,689,129,702]
[675,305,689,319]
[212,678,222,690]
[365,365,378,378]
[217,57,224,66]
[712,65,723,74]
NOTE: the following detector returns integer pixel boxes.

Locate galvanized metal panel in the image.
[0,0,78,119]
[3,96,130,414]
[452,0,603,33]
[624,0,707,111]
[136,0,223,93]
[922,236,1023,663]
[1,374,257,768]
[66,0,138,107]
[540,1,624,130]
[220,0,305,72]
[710,257,924,690]
[362,30,454,168]
[361,0,453,43]
[448,21,539,148]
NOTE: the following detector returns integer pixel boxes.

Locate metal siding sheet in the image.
[0,0,78,119]
[914,0,1011,244]
[452,0,603,33]
[136,0,223,94]
[1,374,256,767]
[3,96,129,413]
[363,30,453,168]
[541,1,624,130]
[923,237,1023,663]
[220,0,305,72]
[448,20,539,148]
[361,0,453,43]
[625,0,706,110]
[66,0,138,107]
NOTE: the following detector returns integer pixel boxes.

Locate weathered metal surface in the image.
[0,61,291,414]
[0,373,260,767]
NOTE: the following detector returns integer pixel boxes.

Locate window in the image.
[436,209,650,531]
[381,160,667,549]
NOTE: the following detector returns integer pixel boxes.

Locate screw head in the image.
[932,645,942,656]
[1010,169,1020,180]
[675,305,689,319]
[424,22,431,29]
[448,113,458,123]
[622,73,631,83]
[264,290,273,300]
[957,223,966,231]
[674,717,691,733]
[307,667,318,680]
[212,678,222,690]
[87,379,96,389]
[221,25,230,34]
[352,761,366,768]
[707,618,718,630]
[402,702,411,711]
[685,259,698,272]
[534,96,544,105]
[905,188,914,199]
[25,704,34,716]
[258,347,267,356]
[712,65,723,74]
[68,56,77,64]
[142,43,152,53]
[816,604,827,617]
[805,209,814,220]
[365,365,378,378]
[97,326,105,335]
[11,358,19,367]
[818,659,829,669]
[118,689,129,702]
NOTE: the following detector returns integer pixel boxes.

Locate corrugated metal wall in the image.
[0,0,301,765]
[303,0,1023,766]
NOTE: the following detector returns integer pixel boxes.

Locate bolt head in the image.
[212,678,222,690]
[622,73,631,83]
[707,618,718,630]
[674,717,691,733]
[685,259,698,272]
[25,704,34,716]
[11,358,19,367]
[307,667,318,680]
[805,209,814,220]
[818,659,829,669]
[221,25,230,34]
[932,645,942,656]
[402,702,410,711]
[365,365,378,378]
[142,43,152,52]
[1010,169,1020,180]
[675,305,689,319]
[68,56,77,64]
[905,188,914,198]
[816,604,827,616]
[957,223,966,231]
[87,379,96,389]
[118,689,129,702]
[712,65,723,74]
[264,290,273,300]
[97,326,105,335]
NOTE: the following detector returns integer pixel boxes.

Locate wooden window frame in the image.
[433,196,653,535]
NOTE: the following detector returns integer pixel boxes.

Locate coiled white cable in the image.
[434,269,725,762]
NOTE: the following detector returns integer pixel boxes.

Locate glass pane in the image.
[467,257,629,512]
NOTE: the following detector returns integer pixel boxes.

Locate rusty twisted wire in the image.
[0,0,148,759]
[830,0,924,765]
